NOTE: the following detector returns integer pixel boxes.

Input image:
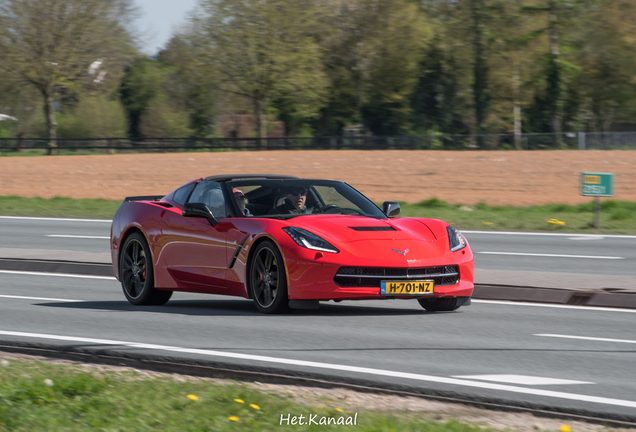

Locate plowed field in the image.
[2,150,635,206]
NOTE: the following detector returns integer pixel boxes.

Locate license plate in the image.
[381,280,434,295]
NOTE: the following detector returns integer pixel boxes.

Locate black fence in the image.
[1,132,635,155]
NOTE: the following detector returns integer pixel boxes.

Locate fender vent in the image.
[349,226,396,231]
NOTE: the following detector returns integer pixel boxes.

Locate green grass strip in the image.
[0,358,492,432]
[399,198,636,234]
[1,195,635,234]
[0,196,121,219]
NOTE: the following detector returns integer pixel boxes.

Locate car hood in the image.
[288,216,450,264]
[290,216,442,243]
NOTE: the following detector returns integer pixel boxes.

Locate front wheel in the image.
[249,240,289,314]
[417,297,460,312]
[119,232,172,306]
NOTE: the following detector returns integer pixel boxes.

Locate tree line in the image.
[0,0,634,149]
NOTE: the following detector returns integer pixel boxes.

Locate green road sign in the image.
[581,172,614,197]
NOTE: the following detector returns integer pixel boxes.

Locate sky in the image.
[133,0,199,55]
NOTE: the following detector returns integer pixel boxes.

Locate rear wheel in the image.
[119,232,172,306]
[417,297,460,312]
[249,240,289,314]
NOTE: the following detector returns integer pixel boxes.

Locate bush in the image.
[57,95,127,138]
[415,197,451,208]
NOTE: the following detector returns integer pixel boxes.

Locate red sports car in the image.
[110,175,474,313]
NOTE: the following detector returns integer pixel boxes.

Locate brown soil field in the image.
[1,150,635,206]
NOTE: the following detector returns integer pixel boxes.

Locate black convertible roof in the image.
[202,174,301,182]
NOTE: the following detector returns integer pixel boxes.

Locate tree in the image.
[0,0,136,151]
[410,41,466,137]
[119,58,163,139]
[189,0,327,143]
[321,0,430,134]
[159,35,217,138]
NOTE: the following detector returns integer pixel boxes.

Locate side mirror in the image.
[182,202,219,226]
[382,201,401,217]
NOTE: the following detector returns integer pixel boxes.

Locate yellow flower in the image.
[187,394,198,401]
[483,222,494,226]
[228,416,239,422]
[250,403,260,410]
[317,405,326,409]
[559,425,571,432]
[548,218,565,226]
[335,408,343,412]
[234,398,245,403]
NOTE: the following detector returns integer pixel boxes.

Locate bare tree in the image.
[190,0,327,144]
[0,0,137,152]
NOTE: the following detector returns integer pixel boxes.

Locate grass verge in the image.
[399,198,636,234]
[1,195,635,234]
[0,196,121,219]
[0,358,491,432]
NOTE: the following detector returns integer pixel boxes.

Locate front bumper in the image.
[282,243,474,301]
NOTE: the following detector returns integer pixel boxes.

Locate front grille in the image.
[334,265,459,288]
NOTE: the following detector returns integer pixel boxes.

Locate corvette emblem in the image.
[392,248,409,256]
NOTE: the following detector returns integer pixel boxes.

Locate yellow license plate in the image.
[381,280,434,295]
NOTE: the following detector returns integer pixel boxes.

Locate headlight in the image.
[447,225,467,252]
[283,227,339,253]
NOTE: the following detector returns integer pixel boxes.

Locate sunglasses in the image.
[288,189,308,196]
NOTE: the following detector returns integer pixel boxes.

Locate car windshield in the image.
[226,179,386,219]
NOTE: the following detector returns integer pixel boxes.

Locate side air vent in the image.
[349,226,396,231]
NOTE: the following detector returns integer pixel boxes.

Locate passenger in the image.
[269,187,312,215]
[233,188,252,216]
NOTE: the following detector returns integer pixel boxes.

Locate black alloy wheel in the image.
[250,240,289,314]
[119,232,172,305]
[417,297,460,312]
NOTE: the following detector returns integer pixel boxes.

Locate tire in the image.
[249,240,289,314]
[119,232,172,306]
[417,297,460,312]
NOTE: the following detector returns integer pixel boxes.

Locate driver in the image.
[269,187,312,215]
[233,188,252,216]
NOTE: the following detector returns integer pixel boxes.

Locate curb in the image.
[0,258,113,277]
[472,285,636,309]
[2,258,635,309]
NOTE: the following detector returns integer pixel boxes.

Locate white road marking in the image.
[472,300,636,314]
[0,330,634,409]
[46,235,109,239]
[477,252,624,259]
[462,230,636,239]
[452,374,593,386]
[0,294,82,302]
[535,334,636,344]
[0,216,111,223]
[567,236,605,241]
[0,270,115,280]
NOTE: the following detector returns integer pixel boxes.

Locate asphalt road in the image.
[1,271,635,419]
[1,216,636,420]
[1,216,634,278]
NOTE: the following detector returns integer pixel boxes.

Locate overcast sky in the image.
[133,0,199,55]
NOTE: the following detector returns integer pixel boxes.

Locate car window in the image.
[187,181,227,218]
[173,183,196,205]
[225,179,385,219]
[313,186,363,212]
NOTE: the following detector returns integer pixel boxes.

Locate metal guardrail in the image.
[1,132,635,154]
